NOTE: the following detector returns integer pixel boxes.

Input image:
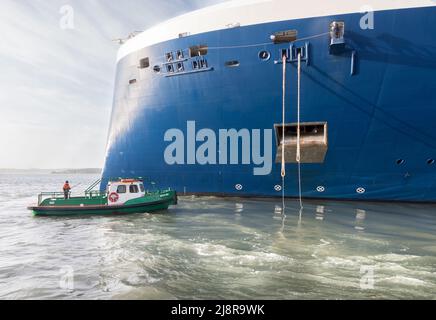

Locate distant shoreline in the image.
[0,168,101,174]
[51,169,102,174]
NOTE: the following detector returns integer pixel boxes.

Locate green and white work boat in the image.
[28,178,177,216]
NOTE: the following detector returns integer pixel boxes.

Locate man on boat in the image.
[63,181,71,199]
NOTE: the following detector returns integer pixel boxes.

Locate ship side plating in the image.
[102,0,436,202]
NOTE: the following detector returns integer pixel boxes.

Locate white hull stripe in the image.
[117,0,436,62]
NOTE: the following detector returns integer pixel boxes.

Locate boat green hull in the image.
[28,191,177,217]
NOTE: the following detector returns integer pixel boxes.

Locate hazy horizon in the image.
[0,0,225,170]
[0,167,101,170]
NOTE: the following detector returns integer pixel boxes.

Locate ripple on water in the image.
[1,174,436,299]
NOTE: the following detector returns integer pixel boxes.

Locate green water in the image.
[0,174,435,299]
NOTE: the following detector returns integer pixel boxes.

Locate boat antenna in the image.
[70,183,82,190]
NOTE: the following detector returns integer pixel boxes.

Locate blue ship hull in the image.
[102,6,436,202]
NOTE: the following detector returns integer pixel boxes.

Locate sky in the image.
[0,0,224,169]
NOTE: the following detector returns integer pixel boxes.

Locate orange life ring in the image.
[109,192,119,203]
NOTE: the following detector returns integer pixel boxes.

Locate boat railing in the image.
[37,192,67,206]
[37,187,169,205]
[85,190,105,199]
[83,178,105,199]
[37,190,106,205]
[145,188,172,195]
[85,178,102,193]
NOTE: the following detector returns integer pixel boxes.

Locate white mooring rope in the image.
[281,53,287,211]
[297,52,304,213]
[281,52,304,215]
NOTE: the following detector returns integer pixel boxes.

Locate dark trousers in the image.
[64,190,69,199]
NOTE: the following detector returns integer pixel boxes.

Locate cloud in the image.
[0,0,225,169]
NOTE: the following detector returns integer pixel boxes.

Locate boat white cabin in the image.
[106,179,146,205]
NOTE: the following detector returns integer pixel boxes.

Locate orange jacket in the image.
[63,183,71,191]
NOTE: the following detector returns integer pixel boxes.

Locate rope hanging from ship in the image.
[281,53,287,212]
[279,50,304,215]
[297,52,304,215]
[140,30,324,212]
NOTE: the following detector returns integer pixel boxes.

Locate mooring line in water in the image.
[281,53,287,212]
[297,52,304,213]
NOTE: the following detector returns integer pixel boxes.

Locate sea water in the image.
[0,174,435,300]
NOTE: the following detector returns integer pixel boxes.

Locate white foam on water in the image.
[341,233,391,246]
[321,257,359,268]
[302,273,361,290]
[193,243,229,257]
[376,262,411,273]
[192,243,292,266]
[2,174,436,299]
[319,239,331,246]
[379,276,427,287]
[373,254,420,262]
[113,287,176,300]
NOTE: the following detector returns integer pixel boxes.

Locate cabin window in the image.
[153,65,161,73]
[129,79,137,85]
[177,62,184,72]
[189,45,208,58]
[199,59,208,68]
[139,184,145,192]
[192,59,208,70]
[167,64,174,73]
[177,50,184,60]
[130,185,139,193]
[117,185,127,194]
[139,57,150,69]
[166,52,174,62]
